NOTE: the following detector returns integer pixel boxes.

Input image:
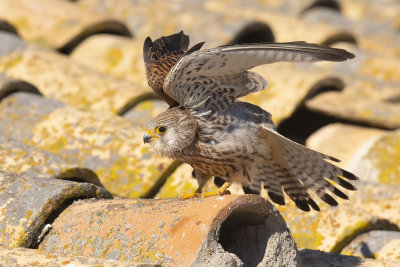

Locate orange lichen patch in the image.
[39,195,273,266]
[29,106,171,198]
[0,46,148,114]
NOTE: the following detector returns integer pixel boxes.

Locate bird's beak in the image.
[143,130,155,144]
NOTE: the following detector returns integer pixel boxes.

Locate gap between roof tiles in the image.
[300,0,342,15]
[329,218,399,253]
[140,160,182,199]
[56,167,104,188]
[117,92,160,116]
[58,20,133,55]
[0,77,42,102]
[228,21,275,45]
[0,20,19,36]
[277,76,345,144]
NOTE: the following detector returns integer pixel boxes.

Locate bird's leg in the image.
[201,179,232,198]
[181,170,210,200]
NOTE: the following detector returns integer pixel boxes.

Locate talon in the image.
[219,189,231,195]
[181,193,200,200]
[200,189,231,199]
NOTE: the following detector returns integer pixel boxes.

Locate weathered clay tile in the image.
[0,171,112,248]
[0,135,101,186]
[376,239,400,261]
[242,65,347,125]
[39,195,302,266]
[0,31,26,57]
[75,0,400,58]
[0,74,41,101]
[305,92,400,129]
[306,123,388,168]
[122,98,169,128]
[0,32,148,114]
[341,230,400,260]
[346,129,400,186]
[76,0,344,46]
[0,92,172,198]
[0,0,131,53]
[300,248,399,267]
[275,181,400,252]
[155,163,218,199]
[0,246,158,266]
[70,34,147,87]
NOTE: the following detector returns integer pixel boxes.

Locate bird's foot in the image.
[181,189,231,200]
[181,192,201,200]
[200,189,231,198]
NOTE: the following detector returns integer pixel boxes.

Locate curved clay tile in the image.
[277,181,400,253]
[0,171,112,248]
[0,32,148,114]
[0,92,173,198]
[0,74,41,101]
[0,135,101,186]
[0,0,132,53]
[39,195,302,266]
[0,246,152,267]
[305,91,400,129]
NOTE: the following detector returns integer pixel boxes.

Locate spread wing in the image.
[164,41,355,112]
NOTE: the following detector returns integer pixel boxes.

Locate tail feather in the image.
[256,125,358,211]
[272,164,319,211]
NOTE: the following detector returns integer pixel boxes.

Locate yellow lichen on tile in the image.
[29,106,171,198]
[0,46,148,114]
[363,130,400,186]
[70,34,148,87]
[279,203,381,252]
[0,143,73,178]
[0,0,121,49]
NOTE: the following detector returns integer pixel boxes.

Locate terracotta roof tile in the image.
[39,195,302,266]
[0,92,172,198]
[0,0,131,53]
[0,32,148,114]
[0,171,111,248]
[0,246,158,266]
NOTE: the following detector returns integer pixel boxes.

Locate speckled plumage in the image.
[143,31,357,211]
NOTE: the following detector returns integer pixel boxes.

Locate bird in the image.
[143,31,358,211]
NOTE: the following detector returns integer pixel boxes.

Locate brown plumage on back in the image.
[144,31,204,106]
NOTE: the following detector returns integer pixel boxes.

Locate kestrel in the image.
[143,31,358,211]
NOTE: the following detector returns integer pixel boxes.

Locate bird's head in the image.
[143,107,197,158]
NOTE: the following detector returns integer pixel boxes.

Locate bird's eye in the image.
[156,126,167,135]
